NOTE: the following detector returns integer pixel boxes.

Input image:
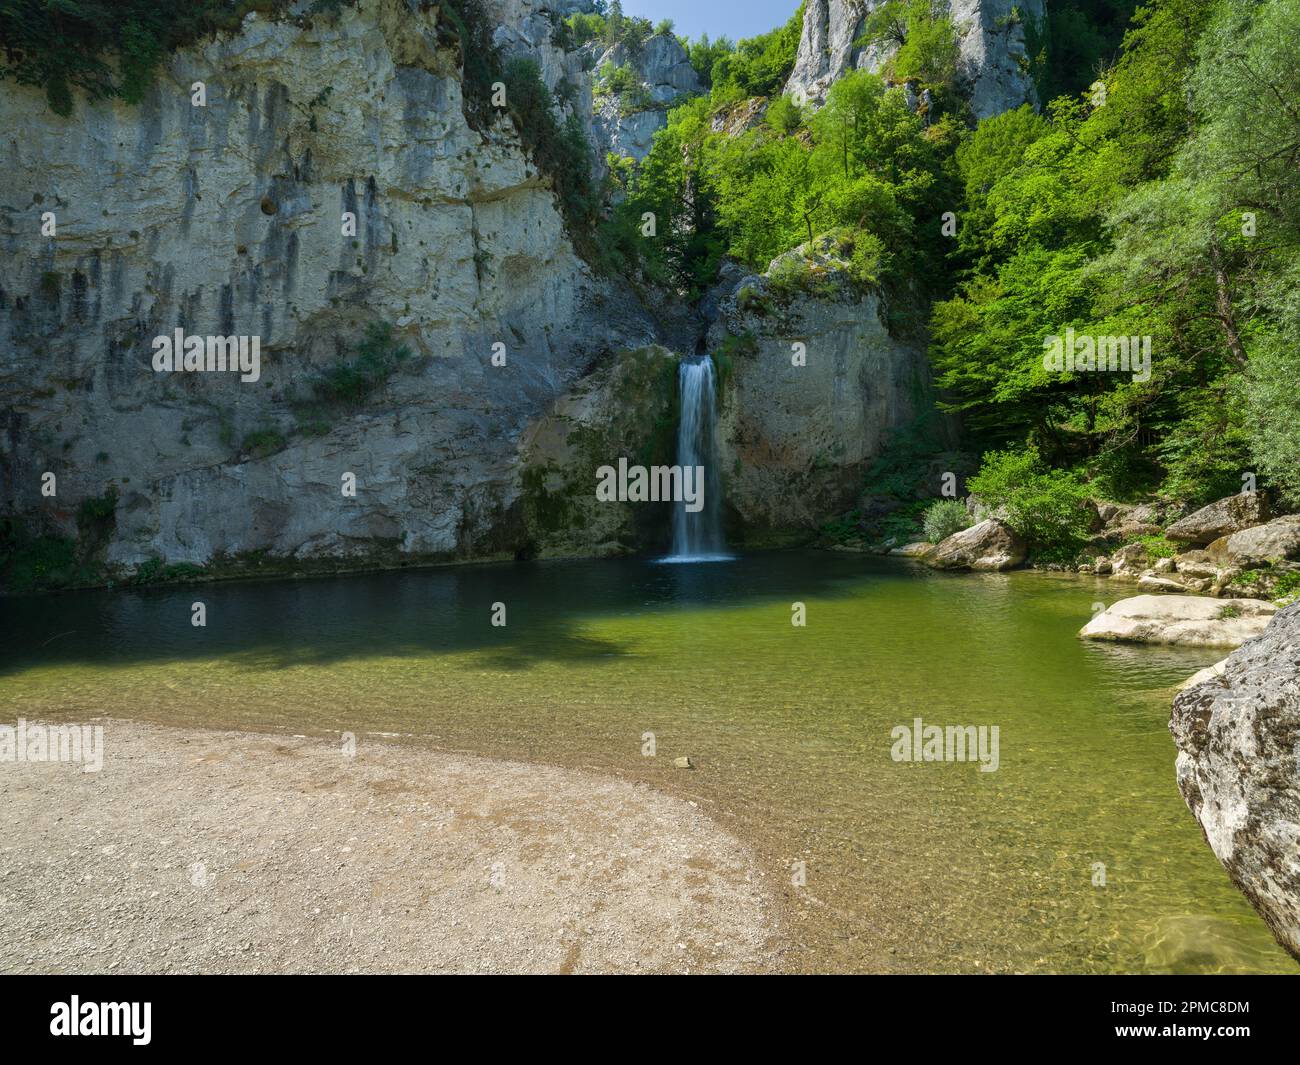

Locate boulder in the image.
[1207,515,1300,569]
[1166,493,1270,544]
[1174,550,1219,580]
[1138,574,1186,594]
[1080,594,1277,648]
[1170,602,1300,961]
[1178,657,1228,691]
[923,519,1026,572]
[1108,542,1150,579]
[891,541,934,559]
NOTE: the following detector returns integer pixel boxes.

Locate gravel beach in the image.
[0,720,776,974]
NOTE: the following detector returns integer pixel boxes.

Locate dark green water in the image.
[2,551,1294,973]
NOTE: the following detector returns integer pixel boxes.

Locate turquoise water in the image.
[2,551,1294,973]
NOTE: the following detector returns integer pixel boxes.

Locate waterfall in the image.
[664,356,730,562]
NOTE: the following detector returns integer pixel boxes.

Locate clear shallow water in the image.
[2,551,1294,974]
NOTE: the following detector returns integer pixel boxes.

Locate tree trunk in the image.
[1209,238,1248,368]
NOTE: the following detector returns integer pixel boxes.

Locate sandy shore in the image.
[0,720,777,974]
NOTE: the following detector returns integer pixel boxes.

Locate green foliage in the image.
[922,498,971,543]
[860,0,961,95]
[1135,533,1177,559]
[312,322,412,407]
[562,11,607,48]
[0,1,300,116]
[595,61,640,96]
[133,557,207,585]
[685,34,734,89]
[1022,1,1139,105]
[707,3,804,101]
[76,489,118,534]
[609,64,956,299]
[932,0,1300,514]
[242,428,287,459]
[765,94,803,134]
[501,57,601,238]
[3,534,79,593]
[967,448,1094,559]
[442,5,600,250]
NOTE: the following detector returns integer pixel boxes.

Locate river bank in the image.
[0,719,776,974]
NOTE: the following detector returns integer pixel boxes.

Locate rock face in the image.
[1166,493,1270,544]
[1207,516,1300,569]
[1171,602,1300,961]
[0,0,667,581]
[517,346,678,557]
[705,242,934,540]
[1080,595,1277,648]
[591,32,700,162]
[785,0,1043,119]
[922,518,1026,571]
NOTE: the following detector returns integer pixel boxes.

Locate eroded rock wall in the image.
[0,0,658,580]
[706,246,931,541]
[785,0,1042,119]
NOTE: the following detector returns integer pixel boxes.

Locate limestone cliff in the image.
[785,0,1042,119]
[0,0,666,587]
[590,31,701,163]
[707,239,931,543]
[0,0,944,591]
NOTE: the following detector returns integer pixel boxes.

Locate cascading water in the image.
[663,355,731,562]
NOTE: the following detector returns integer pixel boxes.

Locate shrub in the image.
[967,447,1094,560]
[242,428,287,459]
[1135,534,1177,559]
[922,498,971,543]
[765,94,803,134]
[312,322,412,406]
[76,489,118,534]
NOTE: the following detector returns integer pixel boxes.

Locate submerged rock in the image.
[1170,602,1300,961]
[923,519,1026,572]
[1166,493,1270,545]
[1081,595,1276,648]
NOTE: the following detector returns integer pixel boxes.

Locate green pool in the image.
[2,551,1293,973]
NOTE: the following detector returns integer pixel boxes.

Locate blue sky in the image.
[621,0,799,42]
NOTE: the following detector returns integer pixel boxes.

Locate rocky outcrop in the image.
[1080,595,1277,648]
[921,518,1025,571]
[591,32,700,162]
[1207,515,1300,569]
[785,0,1043,120]
[1170,602,1300,961]
[1166,493,1270,544]
[517,346,678,557]
[0,0,661,585]
[705,241,932,541]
